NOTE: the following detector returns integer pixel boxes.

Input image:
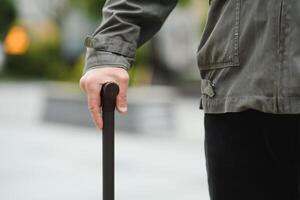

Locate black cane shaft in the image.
[101,82,119,200]
[103,112,115,200]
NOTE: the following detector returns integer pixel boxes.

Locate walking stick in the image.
[100,82,119,200]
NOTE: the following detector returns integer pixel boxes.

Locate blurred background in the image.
[0,0,210,199]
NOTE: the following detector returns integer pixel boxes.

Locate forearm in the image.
[83,0,178,74]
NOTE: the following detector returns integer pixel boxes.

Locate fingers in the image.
[116,74,129,113]
[86,81,102,130]
[79,67,129,130]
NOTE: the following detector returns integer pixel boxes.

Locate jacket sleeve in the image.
[83,0,178,75]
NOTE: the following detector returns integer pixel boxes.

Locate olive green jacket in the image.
[84,0,300,114]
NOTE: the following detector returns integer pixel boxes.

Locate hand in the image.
[79,67,129,129]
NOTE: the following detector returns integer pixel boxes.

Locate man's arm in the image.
[80,0,178,129]
[84,0,178,73]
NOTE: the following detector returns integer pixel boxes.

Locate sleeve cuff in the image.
[83,48,135,75]
[83,35,137,75]
[84,35,137,58]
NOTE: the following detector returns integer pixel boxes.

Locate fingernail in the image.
[119,106,127,113]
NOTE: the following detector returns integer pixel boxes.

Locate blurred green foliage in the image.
[178,0,191,7]
[2,0,198,82]
[70,0,191,20]
[0,0,17,40]
[128,42,152,86]
[5,37,70,80]
[70,0,106,20]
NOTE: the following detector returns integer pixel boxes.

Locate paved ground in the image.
[0,81,210,200]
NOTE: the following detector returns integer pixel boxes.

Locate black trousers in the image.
[204,108,300,200]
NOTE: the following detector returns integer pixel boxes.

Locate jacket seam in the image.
[202,95,277,100]
[233,0,241,62]
[198,0,241,69]
[198,61,240,69]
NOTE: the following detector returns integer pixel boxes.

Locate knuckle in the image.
[88,105,98,112]
[120,93,127,99]
[118,73,129,83]
[79,77,86,88]
[119,94,127,102]
[85,76,97,86]
[79,76,84,83]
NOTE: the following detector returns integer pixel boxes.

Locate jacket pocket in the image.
[197,0,241,70]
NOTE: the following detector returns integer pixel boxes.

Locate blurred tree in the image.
[70,0,191,19]
[2,0,196,81]
[69,0,106,20]
[5,39,69,80]
[0,0,17,41]
[178,0,191,7]
[4,23,70,80]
